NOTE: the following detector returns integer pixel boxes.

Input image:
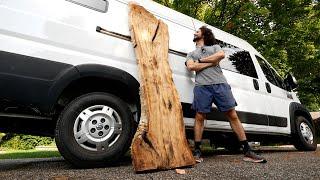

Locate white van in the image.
[0,0,316,167]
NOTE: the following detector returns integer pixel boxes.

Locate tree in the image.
[155,0,320,111]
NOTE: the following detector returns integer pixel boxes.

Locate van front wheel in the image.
[55,92,134,168]
[292,116,317,151]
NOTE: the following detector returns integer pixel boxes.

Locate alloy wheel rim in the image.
[299,122,314,145]
[73,105,122,151]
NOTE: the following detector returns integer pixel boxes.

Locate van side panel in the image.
[0,0,196,107]
[0,50,77,114]
[0,0,298,136]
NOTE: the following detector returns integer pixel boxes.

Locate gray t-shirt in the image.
[186,45,227,86]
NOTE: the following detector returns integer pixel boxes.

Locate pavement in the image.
[1,146,320,180]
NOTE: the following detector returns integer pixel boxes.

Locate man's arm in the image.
[199,50,225,64]
[186,59,215,72]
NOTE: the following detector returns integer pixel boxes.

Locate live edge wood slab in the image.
[128,2,196,172]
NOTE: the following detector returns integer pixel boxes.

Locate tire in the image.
[292,116,317,151]
[55,92,135,168]
[223,138,241,153]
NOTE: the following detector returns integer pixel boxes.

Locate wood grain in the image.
[128,2,196,172]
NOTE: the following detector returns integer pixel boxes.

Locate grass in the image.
[0,149,61,160]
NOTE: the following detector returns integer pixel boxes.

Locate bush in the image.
[0,134,54,150]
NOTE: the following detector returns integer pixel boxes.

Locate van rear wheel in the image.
[55,92,134,168]
[292,116,317,151]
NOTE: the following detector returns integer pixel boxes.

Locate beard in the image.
[193,35,201,42]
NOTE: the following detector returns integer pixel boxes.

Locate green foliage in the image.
[0,149,60,159]
[0,134,54,150]
[155,0,320,111]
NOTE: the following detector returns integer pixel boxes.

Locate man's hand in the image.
[186,59,195,70]
[186,59,216,72]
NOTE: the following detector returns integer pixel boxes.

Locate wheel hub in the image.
[73,105,122,152]
[300,122,314,145]
[96,124,103,130]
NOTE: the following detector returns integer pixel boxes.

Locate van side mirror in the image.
[284,73,298,91]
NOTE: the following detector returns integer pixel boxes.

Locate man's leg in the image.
[224,108,267,163]
[194,112,206,143]
[224,109,246,141]
[193,112,206,162]
[224,109,251,153]
[191,85,213,162]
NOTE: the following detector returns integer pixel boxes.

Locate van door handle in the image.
[253,79,259,90]
[266,82,271,93]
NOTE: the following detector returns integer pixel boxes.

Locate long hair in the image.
[199,26,216,46]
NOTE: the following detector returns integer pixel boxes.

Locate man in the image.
[185,26,267,163]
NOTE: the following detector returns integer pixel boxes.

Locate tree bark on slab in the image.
[128,3,196,172]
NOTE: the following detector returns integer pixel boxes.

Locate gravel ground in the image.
[1,147,320,180]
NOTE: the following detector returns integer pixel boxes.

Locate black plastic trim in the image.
[76,64,140,93]
[0,50,76,114]
[49,64,141,113]
[289,102,314,134]
[182,103,287,127]
[268,116,287,127]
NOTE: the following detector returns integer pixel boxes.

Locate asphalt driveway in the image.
[1,146,320,180]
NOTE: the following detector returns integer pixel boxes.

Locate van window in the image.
[271,71,286,89]
[268,66,286,89]
[256,56,285,89]
[217,41,258,79]
[66,0,108,13]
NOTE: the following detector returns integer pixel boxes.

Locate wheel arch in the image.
[289,102,314,135]
[49,64,140,119]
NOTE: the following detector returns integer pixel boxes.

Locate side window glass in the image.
[256,56,284,89]
[269,67,286,89]
[66,0,109,13]
[217,40,258,79]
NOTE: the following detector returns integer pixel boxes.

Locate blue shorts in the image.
[192,83,237,113]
